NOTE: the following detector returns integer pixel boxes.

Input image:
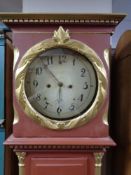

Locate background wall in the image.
[23,0,112,13]
[0,0,22,12]
[112,0,131,47]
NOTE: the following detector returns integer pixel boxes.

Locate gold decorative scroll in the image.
[104,49,110,69]
[94,152,104,175]
[53,26,70,44]
[13,47,20,70]
[16,152,26,175]
[13,106,19,125]
[102,104,109,126]
[15,26,108,130]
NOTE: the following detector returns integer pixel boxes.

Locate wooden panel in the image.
[0,129,4,175]
[4,35,18,175]
[31,158,87,175]
[0,35,4,120]
[26,153,94,175]
[5,36,14,138]
[0,28,5,175]
[110,30,131,175]
[113,30,131,145]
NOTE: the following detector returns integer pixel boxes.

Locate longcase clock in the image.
[0,13,125,175]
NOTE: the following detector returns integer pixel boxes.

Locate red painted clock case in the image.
[0,13,125,175]
[14,25,107,137]
[13,24,112,138]
[1,13,125,141]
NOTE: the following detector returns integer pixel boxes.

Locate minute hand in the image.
[42,63,62,86]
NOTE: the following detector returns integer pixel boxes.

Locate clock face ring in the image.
[15,27,108,130]
[24,47,98,121]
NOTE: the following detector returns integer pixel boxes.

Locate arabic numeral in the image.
[59,55,67,64]
[33,80,38,87]
[43,98,49,109]
[57,107,62,113]
[69,104,75,111]
[36,94,41,101]
[81,68,86,77]
[43,101,49,109]
[78,94,84,102]
[36,67,42,75]
[47,56,53,65]
[83,82,88,89]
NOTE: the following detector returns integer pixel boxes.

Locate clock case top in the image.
[0,13,126,140]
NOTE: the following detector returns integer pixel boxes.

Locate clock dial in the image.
[25,47,97,120]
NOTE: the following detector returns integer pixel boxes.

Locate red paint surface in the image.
[25,153,94,175]
[4,21,116,175]
[11,24,112,138]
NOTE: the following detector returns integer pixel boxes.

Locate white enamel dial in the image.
[25,47,97,120]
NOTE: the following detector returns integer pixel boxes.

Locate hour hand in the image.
[58,86,62,104]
